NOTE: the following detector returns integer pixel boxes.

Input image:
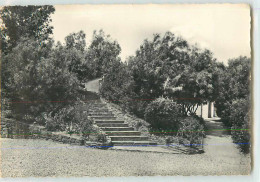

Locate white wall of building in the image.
[196,102,216,119]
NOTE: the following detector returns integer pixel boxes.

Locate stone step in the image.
[100,127,134,131]
[112,141,157,146]
[96,123,128,127]
[88,111,113,114]
[88,113,114,117]
[88,109,110,112]
[89,104,107,107]
[95,120,125,124]
[84,101,157,147]
[87,106,108,109]
[87,108,109,110]
[110,136,148,141]
[87,104,107,107]
[105,131,141,136]
[89,116,117,120]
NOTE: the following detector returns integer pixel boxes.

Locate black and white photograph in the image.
[0,4,252,177]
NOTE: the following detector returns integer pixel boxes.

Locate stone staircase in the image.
[87,102,157,146]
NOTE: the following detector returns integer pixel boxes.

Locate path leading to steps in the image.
[84,78,101,93]
[0,138,250,177]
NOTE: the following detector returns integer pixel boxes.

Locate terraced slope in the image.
[87,102,157,146]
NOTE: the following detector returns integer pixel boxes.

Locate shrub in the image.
[81,117,95,138]
[127,100,150,119]
[165,136,179,145]
[177,116,205,148]
[2,37,80,124]
[214,56,251,154]
[229,98,251,154]
[96,133,107,143]
[88,127,105,142]
[44,114,61,131]
[144,97,181,133]
[43,103,93,133]
[215,56,251,128]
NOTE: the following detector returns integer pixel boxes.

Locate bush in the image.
[214,56,251,154]
[127,100,150,119]
[215,56,251,128]
[229,98,251,154]
[44,103,93,133]
[44,114,61,131]
[87,125,110,148]
[81,117,95,138]
[144,97,181,133]
[2,37,80,124]
[177,116,205,148]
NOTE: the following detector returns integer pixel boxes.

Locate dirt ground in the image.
[0,135,251,177]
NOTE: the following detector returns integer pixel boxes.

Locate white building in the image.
[196,101,217,119]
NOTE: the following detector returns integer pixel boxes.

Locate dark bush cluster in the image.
[1,24,121,137]
[1,6,251,154]
[215,57,251,154]
[144,97,181,132]
[229,98,251,154]
[144,97,205,147]
[44,103,93,133]
[99,32,219,149]
[177,116,205,147]
[100,32,220,119]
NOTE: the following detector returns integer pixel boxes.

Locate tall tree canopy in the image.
[165,46,219,115]
[64,31,88,81]
[65,30,86,52]
[215,56,251,153]
[127,32,219,116]
[0,5,55,53]
[2,37,79,123]
[128,32,189,100]
[87,30,121,78]
[101,31,220,117]
[62,30,121,81]
[215,56,251,126]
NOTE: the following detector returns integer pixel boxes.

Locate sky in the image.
[51,4,251,64]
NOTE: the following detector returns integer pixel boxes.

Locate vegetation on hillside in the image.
[215,56,251,153]
[100,32,251,153]
[0,6,121,136]
[1,6,251,153]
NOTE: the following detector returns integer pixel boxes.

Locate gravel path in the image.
[84,78,101,93]
[0,136,251,177]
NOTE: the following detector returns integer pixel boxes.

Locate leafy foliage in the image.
[0,6,55,53]
[215,56,251,153]
[229,98,251,154]
[177,116,205,148]
[2,37,80,123]
[44,103,93,134]
[87,30,121,78]
[101,32,219,118]
[0,8,122,142]
[65,30,86,52]
[54,39,88,82]
[215,56,251,127]
[144,97,181,132]
[128,32,189,102]
[164,46,219,115]
[100,60,136,109]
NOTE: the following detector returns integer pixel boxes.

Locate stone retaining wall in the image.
[1,118,30,139]
[28,124,110,147]
[28,125,83,145]
[1,119,108,148]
